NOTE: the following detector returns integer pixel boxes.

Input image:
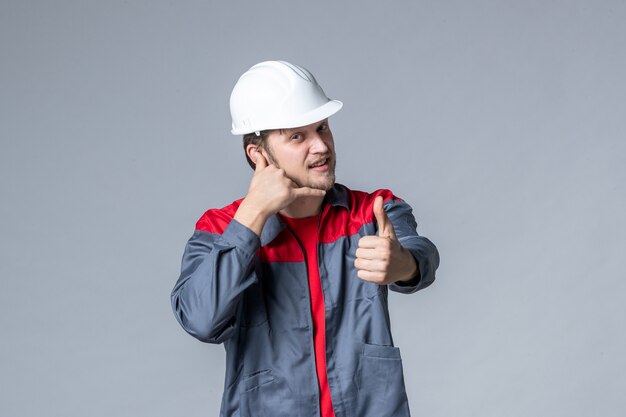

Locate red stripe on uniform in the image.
[319,189,397,244]
[194,189,400,257]
[195,198,243,234]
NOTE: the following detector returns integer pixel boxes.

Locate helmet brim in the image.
[231,100,343,135]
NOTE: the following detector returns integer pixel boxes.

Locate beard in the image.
[304,158,336,191]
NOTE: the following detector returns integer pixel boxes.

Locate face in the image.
[262,119,336,191]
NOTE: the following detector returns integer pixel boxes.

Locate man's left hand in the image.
[354,196,418,285]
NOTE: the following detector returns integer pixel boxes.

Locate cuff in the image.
[221,218,262,258]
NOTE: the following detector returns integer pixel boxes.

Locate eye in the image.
[290,133,303,141]
[317,124,328,132]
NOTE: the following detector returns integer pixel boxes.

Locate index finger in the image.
[357,235,384,248]
[254,150,268,171]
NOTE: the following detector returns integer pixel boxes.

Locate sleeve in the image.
[170,218,261,344]
[381,197,440,294]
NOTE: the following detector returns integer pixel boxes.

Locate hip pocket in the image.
[241,369,297,417]
[355,343,410,417]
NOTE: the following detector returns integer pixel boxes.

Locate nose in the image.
[309,132,330,154]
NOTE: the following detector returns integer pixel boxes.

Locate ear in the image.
[245,144,259,164]
[247,143,272,164]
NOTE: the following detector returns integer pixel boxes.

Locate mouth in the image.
[309,157,330,171]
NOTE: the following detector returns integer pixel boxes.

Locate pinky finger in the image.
[357,269,384,284]
[294,187,326,198]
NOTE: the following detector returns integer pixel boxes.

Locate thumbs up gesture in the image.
[354,196,418,285]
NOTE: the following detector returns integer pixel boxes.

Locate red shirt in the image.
[280,213,336,417]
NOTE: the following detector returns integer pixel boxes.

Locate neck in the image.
[279,195,325,218]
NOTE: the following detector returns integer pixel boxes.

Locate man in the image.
[171,60,439,417]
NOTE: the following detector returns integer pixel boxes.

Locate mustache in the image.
[308,155,333,166]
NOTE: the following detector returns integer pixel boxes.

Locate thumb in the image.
[373,196,396,239]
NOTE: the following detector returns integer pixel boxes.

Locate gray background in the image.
[1,0,625,416]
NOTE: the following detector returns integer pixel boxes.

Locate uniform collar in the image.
[325,182,350,210]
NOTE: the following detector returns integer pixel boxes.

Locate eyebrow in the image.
[283,120,328,136]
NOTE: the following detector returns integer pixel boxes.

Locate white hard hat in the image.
[229,60,343,135]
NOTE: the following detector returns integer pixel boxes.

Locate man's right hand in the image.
[233,150,326,236]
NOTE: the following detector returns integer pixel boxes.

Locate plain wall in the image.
[1,1,625,416]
